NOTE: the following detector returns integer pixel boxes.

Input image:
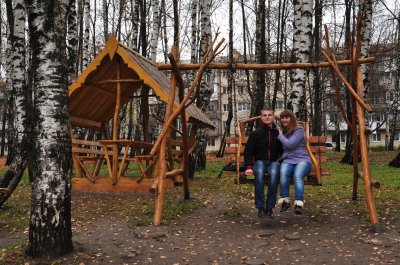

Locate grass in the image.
[0,151,399,264]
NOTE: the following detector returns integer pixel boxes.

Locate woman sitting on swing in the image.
[277,110,311,215]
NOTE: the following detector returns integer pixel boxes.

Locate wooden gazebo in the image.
[69,35,215,193]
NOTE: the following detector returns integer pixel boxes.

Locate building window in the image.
[222,87,228,94]
[372,132,381,142]
[223,104,228,112]
[238,103,251,112]
[207,138,216,146]
[340,133,346,143]
[276,100,283,109]
[223,121,227,129]
[149,105,157,114]
[237,86,245,94]
[394,132,400,141]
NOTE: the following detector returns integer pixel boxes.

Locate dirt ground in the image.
[3,189,399,265]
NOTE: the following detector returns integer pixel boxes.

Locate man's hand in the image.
[244,169,253,176]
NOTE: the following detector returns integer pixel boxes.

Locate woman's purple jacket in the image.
[277,125,311,164]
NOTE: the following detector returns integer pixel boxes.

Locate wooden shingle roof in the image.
[69,35,215,130]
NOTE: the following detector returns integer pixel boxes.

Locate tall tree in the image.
[67,0,78,85]
[0,0,30,206]
[311,0,322,135]
[25,0,73,257]
[216,0,234,157]
[149,0,161,60]
[290,0,313,121]
[250,0,266,124]
[192,0,213,170]
[82,0,90,68]
[103,0,109,42]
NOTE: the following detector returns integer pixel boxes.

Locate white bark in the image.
[67,0,78,83]
[199,0,212,58]
[190,0,198,64]
[82,0,90,68]
[291,0,313,120]
[130,0,140,49]
[26,0,73,256]
[12,0,27,143]
[103,0,109,42]
[360,0,373,83]
[149,0,161,61]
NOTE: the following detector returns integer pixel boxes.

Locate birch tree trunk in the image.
[67,0,78,85]
[217,0,233,157]
[311,0,322,135]
[0,0,30,206]
[290,0,313,120]
[359,0,372,91]
[82,0,90,68]
[193,0,212,170]
[25,0,73,257]
[4,0,16,165]
[130,0,140,50]
[149,0,160,60]
[103,0,109,42]
[250,0,266,123]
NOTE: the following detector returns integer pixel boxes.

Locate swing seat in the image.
[221,120,330,185]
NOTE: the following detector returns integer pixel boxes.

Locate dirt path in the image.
[24,191,397,265]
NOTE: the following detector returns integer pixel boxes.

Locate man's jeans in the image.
[280,162,312,201]
[253,160,280,209]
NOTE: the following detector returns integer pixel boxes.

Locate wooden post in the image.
[168,49,190,200]
[356,66,381,232]
[111,59,122,184]
[154,47,179,226]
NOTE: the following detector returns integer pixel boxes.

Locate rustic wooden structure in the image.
[222,116,330,186]
[69,35,216,195]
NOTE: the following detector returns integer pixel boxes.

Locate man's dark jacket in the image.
[243,124,283,168]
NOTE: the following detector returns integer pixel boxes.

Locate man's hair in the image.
[260,107,274,114]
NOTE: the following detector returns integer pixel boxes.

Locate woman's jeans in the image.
[280,162,311,201]
[253,160,280,209]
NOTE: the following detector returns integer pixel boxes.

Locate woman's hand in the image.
[244,169,253,176]
[278,127,283,135]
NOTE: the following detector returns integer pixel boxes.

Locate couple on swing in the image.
[243,108,311,218]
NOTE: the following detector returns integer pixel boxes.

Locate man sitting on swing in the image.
[243,108,283,218]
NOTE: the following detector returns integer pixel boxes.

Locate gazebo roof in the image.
[69,35,215,130]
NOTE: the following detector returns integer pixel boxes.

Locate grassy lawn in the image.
[0,151,399,263]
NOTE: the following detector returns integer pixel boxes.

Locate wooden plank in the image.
[308,136,327,143]
[72,177,175,192]
[310,146,327,153]
[168,139,183,147]
[72,147,105,156]
[70,116,102,129]
[72,138,102,146]
[225,137,248,144]
[225,146,245,154]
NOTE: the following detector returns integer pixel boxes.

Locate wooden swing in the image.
[157,14,381,232]
[222,116,329,186]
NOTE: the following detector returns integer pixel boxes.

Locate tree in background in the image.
[290,0,313,121]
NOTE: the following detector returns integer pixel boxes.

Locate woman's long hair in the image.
[280,110,297,136]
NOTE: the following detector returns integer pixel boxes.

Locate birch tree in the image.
[25,0,73,257]
[103,0,109,42]
[0,0,30,206]
[192,0,213,170]
[290,0,313,120]
[149,0,161,60]
[82,0,90,69]
[67,0,78,85]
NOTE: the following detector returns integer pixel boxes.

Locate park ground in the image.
[0,151,400,265]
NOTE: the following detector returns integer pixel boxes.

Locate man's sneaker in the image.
[266,208,274,218]
[258,207,266,218]
[294,200,304,215]
[280,201,290,212]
